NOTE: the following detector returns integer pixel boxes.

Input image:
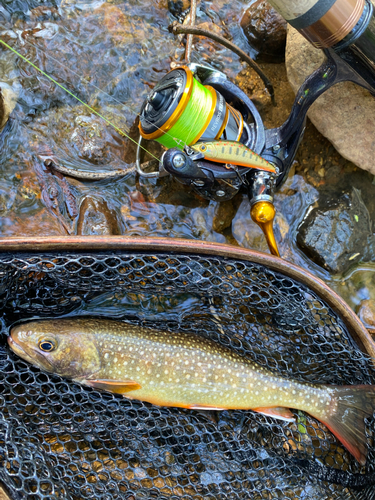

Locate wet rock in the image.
[5,1,173,118]
[0,86,17,132]
[297,188,374,274]
[93,4,133,45]
[357,299,375,334]
[70,114,122,165]
[240,0,287,60]
[77,196,122,235]
[0,207,66,236]
[168,0,190,18]
[285,25,375,174]
[29,105,133,171]
[212,197,241,233]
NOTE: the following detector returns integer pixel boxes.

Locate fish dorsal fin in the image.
[84,379,142,394]
[253,407,295,422]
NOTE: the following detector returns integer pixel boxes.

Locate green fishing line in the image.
[0,38,160,162]
[156,77,213,150]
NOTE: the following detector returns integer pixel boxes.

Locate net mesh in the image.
[0,250,374,500]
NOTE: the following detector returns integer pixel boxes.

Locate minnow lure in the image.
[9,318,375,465]
[190,141,276,173]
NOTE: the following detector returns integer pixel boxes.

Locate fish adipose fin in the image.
[315,385,375,465]
[84,379,142,394]
[253,407,295,422]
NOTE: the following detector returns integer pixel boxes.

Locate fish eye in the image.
[199,144,207,151]
[38,340,56,352]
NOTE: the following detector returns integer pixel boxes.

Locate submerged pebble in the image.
[77,196,123,235]
[357,299,375,334]
[0,85,17,133]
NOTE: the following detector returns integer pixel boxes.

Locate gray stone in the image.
[297,188,374,274]
[285,25,375,174]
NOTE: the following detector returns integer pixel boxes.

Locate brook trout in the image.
[8,318,375,465]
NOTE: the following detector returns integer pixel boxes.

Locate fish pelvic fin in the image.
[313,385,375,465]
[253,407,295,422]
[83,379,142,395]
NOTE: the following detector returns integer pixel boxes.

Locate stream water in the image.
[0,0,374,315]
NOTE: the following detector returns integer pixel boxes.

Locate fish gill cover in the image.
[0,249,374,499]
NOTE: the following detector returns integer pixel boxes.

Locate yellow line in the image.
[0,38,159,161]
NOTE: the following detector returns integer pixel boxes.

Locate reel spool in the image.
[138,66,246,149]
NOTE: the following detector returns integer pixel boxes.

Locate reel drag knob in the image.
[250,201,280,257]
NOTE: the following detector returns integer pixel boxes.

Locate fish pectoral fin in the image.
[84,379,142,395]
[253,406,295,422]
[186,404,227,411]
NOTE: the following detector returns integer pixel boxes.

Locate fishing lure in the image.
[190,141,276,174]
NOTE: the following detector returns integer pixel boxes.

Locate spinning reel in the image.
[136,0,375,257]
[137,64,282,256]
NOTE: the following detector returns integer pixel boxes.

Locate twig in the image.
[169,21,276,106]
[185,0,197,64]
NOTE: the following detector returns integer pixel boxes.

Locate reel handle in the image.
[250,202,280,257]
[248,170,280,257]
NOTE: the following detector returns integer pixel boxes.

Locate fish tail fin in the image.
[314,385,375,465]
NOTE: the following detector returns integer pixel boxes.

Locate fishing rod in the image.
[136,0,375,258]
[0,20,282,254]
[2,0,375,257]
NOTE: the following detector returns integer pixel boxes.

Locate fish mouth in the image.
[7,335,53,371]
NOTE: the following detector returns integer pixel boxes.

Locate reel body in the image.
[137,64,285,256]
[138,64,272,203]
